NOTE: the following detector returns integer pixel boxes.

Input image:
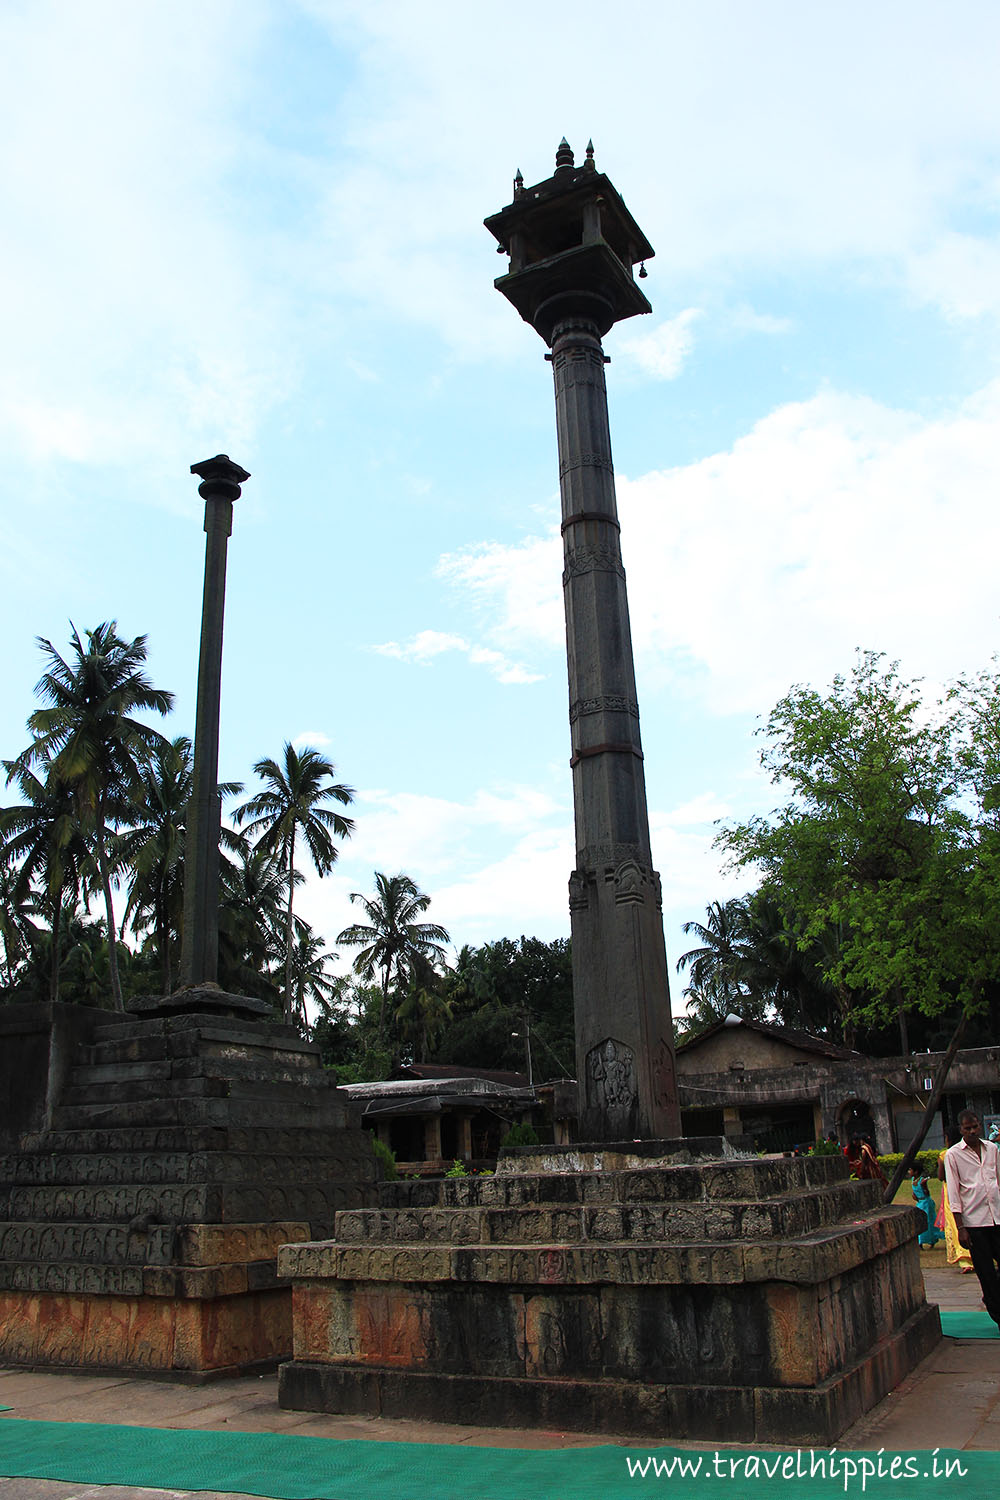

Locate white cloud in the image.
[619,310,701,380]
[728,305,794,336]
[905,231,1000,319]
[428,381,1000,716]
[294,781,573,959]
[437,535,563,657]
[0,0,292,470]
[373,628,544,685]
[299,2,1000,344]
[292,730,332,748]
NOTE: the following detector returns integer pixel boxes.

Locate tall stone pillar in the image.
[180,454,250,988]
[486,141,680,1140]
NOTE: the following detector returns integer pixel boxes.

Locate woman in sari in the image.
[844,1135,888,1186]
[909,1168,944,1246]
[937,1127,974,1272]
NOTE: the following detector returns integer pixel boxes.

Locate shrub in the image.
[877,1151,943,1178]
[370,1136,398,1181]
[445,1159,467,1177]
[501,1121,541,1150]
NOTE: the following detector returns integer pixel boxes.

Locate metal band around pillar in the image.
[569,741,644,768]
[561,510,621,533]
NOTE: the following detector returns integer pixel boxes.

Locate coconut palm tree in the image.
[677,897,772,1026]
[119,736,243,995]
[337,872,450,1043]
[287,929,344,1032]
[0,861,38,991]
[217,841,292,1002]
[12,623,173,1011]
[395,955,453,1063]
[233,744,354,1022]
[0,758,90,1003]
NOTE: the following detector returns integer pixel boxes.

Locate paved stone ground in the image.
[0,1264,996,1499]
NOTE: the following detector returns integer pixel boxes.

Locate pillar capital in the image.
[190,454,250,503]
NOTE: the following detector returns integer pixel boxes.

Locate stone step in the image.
[0,1257,287,1299]
[67,1055,331,1090]
[334,1181,878,1247]
[89,1014,306,1048]
[378,1156,855,1212]
[0,1216,310,1271]
[83,1028,320,1069]
[0,1179,367,1225]
[18,1124,367,1157]
[50,1097,352,1130]
[0,1148,378,1187]
[60,1072,342,1108]
[0,1219,179,1265]
[278,1206,922,1289]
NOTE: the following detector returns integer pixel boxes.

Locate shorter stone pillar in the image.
[423,1115,442,1163]
[180,455,250,989]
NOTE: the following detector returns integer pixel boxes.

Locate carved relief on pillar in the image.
[562,546,626,585]
[611,860,646,905]
[568,870,590,911]
[586,1038,637,1134]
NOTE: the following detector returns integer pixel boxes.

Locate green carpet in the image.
[940,1309,999,1338]
[0,1420,998,1500]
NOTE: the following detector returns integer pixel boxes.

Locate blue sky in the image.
[2,1,1000,1016]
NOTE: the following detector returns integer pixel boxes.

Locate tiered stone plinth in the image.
[277,1142,940,1443]
[0,991,379,1379]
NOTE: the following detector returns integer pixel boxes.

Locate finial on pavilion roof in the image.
[584,139,596,171]
[514,167,524,199]
[555,137,574,172]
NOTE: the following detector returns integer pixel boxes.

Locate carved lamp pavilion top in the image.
[484,138,655,342]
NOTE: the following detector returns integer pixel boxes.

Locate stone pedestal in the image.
[277,1143,940,1443]
[0,993,379,1378]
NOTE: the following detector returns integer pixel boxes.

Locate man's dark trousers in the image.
[967,1225,1000,1326]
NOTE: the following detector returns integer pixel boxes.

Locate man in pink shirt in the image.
[944,1109,1000,1329]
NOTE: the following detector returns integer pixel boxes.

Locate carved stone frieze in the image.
[569,695,639,723]
[562,546,625,584]
[577,842,642,871]
[558,453,614,478]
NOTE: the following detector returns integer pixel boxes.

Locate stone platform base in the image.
[0,1286,290,1378]
[277,1143,940,1444]
[279,1303,940,1445]
[0,992,380,1378]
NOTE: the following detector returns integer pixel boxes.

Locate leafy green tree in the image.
[337,872,449,1044]
[718,649,1000,1195]
[234,744,353,1023]
[11,623,173,1011]
[433,936,574,1076]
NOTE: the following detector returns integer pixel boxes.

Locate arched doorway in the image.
[839,1097,878,1148]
